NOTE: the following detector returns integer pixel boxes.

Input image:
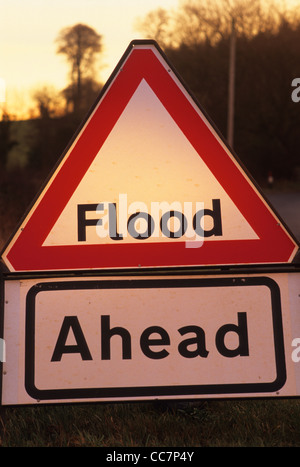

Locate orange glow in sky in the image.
[0,0,298,119]
[0,0,179,118]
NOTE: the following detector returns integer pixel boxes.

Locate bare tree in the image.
[136,0,295,48]
[173,0,279,45]
[56,24,103,113]
[135,8,174,45]
[32,85,63,119]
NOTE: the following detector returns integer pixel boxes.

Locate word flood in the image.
[77,197,223,241]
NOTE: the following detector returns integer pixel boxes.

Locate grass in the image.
[1,398,300,447]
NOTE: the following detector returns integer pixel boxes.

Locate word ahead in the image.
[51,312,249,361]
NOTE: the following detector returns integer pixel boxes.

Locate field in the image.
[1,398,300,447]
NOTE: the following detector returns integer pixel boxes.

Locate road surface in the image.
[266,192,300,241]
[265,191,300,263]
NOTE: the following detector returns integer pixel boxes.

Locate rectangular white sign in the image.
[1,271,300,405]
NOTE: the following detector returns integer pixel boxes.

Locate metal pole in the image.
[227,17,236,148]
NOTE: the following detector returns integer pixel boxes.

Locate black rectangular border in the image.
[25,276,286,401]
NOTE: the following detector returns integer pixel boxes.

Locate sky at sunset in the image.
[0,0,298,118]
[0,0,179,117]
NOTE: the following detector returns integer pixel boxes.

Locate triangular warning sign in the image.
[1,40,299,272]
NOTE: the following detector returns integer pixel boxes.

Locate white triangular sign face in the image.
[1,41,298,271]
[44,79,257,247]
